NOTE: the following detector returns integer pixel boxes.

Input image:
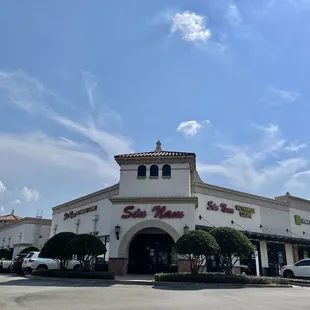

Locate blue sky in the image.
[0,0,310,218]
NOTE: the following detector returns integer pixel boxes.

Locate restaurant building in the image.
[51,141,310,275]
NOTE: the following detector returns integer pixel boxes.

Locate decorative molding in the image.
[118,219,181,258]
[52,184,119,214]
[109,196,198,208]
[192,182,289,211]
[115,156,196,170]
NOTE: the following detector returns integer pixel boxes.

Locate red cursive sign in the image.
[121,205,184,219]
[152,205,184,219]
[121,205,147,219]
[207,201,234,214]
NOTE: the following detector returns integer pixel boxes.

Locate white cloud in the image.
[197,123,309,196]
[0,181,6,195]
[0,70,65,114]
[0,205,4,213]
[284,143,307,152]
[176,120,210,136]
[9,199,22,205]
[0,132,119,182]
[171,11,211,42]
[22,187,40,202]
[52,116,132,157]
[227,4,243,26]
[82,71,98,109]
[264,87,301,105]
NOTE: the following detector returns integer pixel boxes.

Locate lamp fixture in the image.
[184,225,189,234]
[115,225,120,240]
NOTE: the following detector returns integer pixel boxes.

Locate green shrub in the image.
[154,272,289,285]
[175,230,219,274]
[32,269,115,280]
[210,227,254,275]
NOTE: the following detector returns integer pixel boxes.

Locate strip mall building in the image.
[51,141,310,276]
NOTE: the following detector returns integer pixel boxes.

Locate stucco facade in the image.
[0,217,52,258]
[50,141,310,276]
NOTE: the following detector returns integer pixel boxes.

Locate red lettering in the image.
[207,201,219,211]
[152,205,184,219]
[220,203,234,214]
[121,206,146,219]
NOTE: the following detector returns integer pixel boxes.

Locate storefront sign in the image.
[295,214,310,225]
[63,205,97,220]
[206,201,234,214]
[235,205,255,218]
[121,205,184,219]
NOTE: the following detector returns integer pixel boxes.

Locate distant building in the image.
[0,210,51,258]
[0,209,22,226]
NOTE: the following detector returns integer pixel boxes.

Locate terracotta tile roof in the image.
[115,151,195,159]
[0,214,22,221]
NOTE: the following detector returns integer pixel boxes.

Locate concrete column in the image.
[108,258,127,275]
[292,244,299,263]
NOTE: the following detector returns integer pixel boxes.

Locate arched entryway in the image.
[128,228,177,274]
[117,219,181,275]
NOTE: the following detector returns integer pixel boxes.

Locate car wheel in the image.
[37,265,48,270]
[283,270,294,278]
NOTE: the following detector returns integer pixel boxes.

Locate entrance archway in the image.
[128,228,177,274]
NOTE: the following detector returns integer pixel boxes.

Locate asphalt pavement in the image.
[0,274,309,310]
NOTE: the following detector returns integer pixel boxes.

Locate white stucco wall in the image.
[285,243,294,265]
[118,163,191,197]
[259,241,268,268]
[0,221,51,258]
[195,193,262,233]
[289,208,310,238]
[51,198,113,238]
[109,202,196,258]
[260,206,291,237]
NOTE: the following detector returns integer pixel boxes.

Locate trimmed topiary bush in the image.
[175,230,219,274]
[32,269,115,279]
[154,272,289,285]
[65,234,106,271]
[210,227,254,275]
[40,232,76,269]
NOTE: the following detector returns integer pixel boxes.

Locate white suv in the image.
[22,252,80,273]
[281,258,310,278]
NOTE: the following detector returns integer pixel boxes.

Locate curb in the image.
[27,275,154,286]
[26,275,292,288]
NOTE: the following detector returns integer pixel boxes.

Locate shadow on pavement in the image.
[0,275,115,288]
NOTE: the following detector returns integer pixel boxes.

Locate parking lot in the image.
[0,274,310,310]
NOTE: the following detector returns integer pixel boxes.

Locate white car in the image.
[22,251,81,273]
[0,259,12,272]
[281,258,310,278]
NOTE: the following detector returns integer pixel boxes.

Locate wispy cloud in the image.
[284,143,307,152]
[21,187,40,202]
[0,70,65,115]
[0,70,133,192]
[0,181,6,195]
[177,120,210,136]
[198,123,308,196]
[227,4,243,26]
[0,206,4,213]
[10,199,21,205]
[82,71,98,109]
[171,11,211,43]
[263,87,301,105]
